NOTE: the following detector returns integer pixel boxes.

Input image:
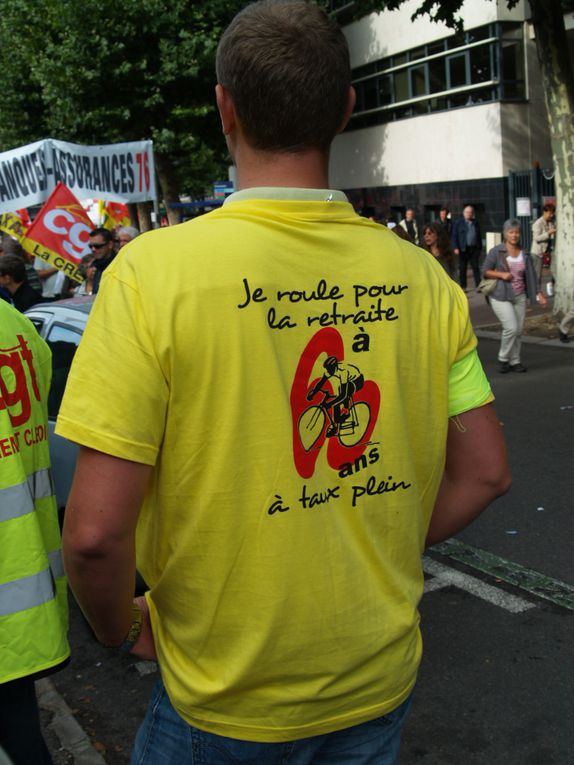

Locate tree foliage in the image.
[0,0,247,203]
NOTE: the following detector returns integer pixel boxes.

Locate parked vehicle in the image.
[25,296,94,512]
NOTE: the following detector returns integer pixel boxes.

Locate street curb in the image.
[475,329,574,349]
[37,678,107,765]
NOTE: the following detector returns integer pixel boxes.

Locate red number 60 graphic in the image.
[290,328,380,478]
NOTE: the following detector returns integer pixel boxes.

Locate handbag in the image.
[477,278,498,296]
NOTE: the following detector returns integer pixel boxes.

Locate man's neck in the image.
[233,144,331,190]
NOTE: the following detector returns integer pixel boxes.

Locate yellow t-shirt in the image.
[57,192,492,741]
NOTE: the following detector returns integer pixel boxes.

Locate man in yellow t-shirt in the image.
[58,2,511,763]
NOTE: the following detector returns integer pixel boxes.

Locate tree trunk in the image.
[128,203,139,229]
[155,152,183,227]
[136,202,153,232]
[529,0,574,315]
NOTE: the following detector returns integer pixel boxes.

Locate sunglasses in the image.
[89,242,108,250]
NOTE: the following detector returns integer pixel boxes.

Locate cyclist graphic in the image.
[306,355,364,438]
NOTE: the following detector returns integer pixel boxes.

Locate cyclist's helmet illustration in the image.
[324,356,338,375]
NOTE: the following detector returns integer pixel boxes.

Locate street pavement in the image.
[40,285,573,764]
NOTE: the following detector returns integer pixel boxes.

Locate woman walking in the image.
[482,219,546,373]
[422,221,459,281]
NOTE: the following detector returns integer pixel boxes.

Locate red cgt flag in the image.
[23,182,93,284]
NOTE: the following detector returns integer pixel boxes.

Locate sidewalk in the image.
[38,678,106,765]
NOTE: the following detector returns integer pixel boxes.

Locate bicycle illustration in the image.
[298,356,372,451]
[298,388,372,451]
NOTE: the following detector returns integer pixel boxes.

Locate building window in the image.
[500,25,526,99]
[447,53,468,89]
[348,22,526,131]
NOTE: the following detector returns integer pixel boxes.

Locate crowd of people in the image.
[359,201,569,358]
[0,224,139,310]
[0,196,566,353]
[364,204,481,288]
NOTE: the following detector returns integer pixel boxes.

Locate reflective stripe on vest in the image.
[0,567,53,617]
[48,549,65,580]
[0,469,54,522]
[0,549,63,617]
[27,468,55,502]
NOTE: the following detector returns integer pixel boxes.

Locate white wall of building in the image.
[330,103,505,188]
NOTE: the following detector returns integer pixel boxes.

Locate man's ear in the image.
[216,84,236,136]
[337,86,356,134]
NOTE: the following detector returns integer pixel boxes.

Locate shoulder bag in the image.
[477,278,498,296]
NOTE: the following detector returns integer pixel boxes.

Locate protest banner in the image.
[23,183,93,283]
[0,138,155,214]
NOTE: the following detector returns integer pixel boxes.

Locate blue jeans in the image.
[132,679,412,765]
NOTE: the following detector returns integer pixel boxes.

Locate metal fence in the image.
[508,168,556,251]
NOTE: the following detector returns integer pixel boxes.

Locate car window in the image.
[28,317,46,333]
[46,323,82,419]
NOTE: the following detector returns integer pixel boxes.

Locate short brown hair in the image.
[216,0,351,152]
[0,254,26,283]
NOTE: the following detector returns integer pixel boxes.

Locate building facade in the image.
[329,0,570,241]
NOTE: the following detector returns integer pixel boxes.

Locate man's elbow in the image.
[63,528,113,568]
[63,515,129,565]
[482,464,512,501]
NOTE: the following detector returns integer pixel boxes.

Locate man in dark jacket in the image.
[451,205,482,291]
[88,228,116,294]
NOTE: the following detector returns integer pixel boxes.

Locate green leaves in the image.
[0,0,247,198]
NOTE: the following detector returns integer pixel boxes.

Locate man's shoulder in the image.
[107,214,225,278]
[128,214,220,246]
[21,283,42,309]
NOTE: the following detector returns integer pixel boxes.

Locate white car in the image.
[26,296,94,513]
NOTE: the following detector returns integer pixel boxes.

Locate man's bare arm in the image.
[63,446,152,647]
[426,403,511,548]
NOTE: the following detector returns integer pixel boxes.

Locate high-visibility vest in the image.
[0,302,69,684]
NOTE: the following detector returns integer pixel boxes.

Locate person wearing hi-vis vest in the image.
[0,301,69,765]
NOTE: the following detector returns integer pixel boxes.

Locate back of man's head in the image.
[0,254,26,283]
[216,0,351,153]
